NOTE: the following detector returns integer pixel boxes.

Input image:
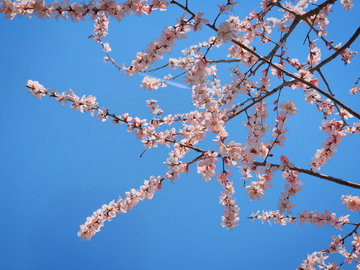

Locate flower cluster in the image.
[146,98,163,115]
[192,11,209,31]
[217,21,237,43]
[310,119,346,171]
[216,171,240,230]
[278,155,302,214]
[197,150,218,183]
[307,44,322,67]
[93,15,109,42]
[0,0,170,21]
[124,12,211,77]
[78,175,161,241]
[340,47,357,64]
[250,208,349,229]
[298,230,360,269]
[245,172,272,200]
[164,143,187,181]
[227,39,258,67]
[350,84,360,95]
[341,0,354,10]
[270,100,297,149]
[241,101,270,161]
[217,139,245,167]
[26,80,99,116]
[342,195,360,213]
[141,76,166,90]
[16,4,360,269]
[26,79,47,99]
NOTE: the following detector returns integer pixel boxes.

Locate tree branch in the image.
[254,161,360,189]
[310,27,360,72]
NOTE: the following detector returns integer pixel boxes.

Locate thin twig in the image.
[317,69,348,125]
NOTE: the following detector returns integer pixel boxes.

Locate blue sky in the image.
[1,0,360,269]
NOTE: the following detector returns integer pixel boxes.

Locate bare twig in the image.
[317,69,348,125]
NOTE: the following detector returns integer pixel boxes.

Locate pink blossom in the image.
[103,42,111,53]
[350,85,360,95]
[97,107,109,122]
[193,12,209,31]
[26,79,47,99]
[217,4,230,14]
[197,150,218,182]
[141,76,166,90]
[217,21,236,43]
[341,0,353,10]
[270,62,285,79]
[245,174,272,201]
[279,155,294,171]
[342,195,360,213]
[78,175,161,240]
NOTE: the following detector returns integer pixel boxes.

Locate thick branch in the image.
[267,0,337,60]
[299,0,337,20]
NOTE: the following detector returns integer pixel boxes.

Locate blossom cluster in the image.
[15,2,360,269]
[197,150,218,183]
[340,47,357,64]
[216,171,240,230]
[298,231,360,269]
[78,175,161,240]
[241,101,270,163]
[217,139,245,167]
[271,100,297,146]
[241,100,298,201]
[164,142,188,181]
[350,84,360,95]
[250,208,349,229]
[278,155,302,214]
[342,195,360,213]
[124,12,210,77]
[250,197,360,268]
[146,98,163,115]
[341,0,354,10]
[93,15,109,42]
[310,119,346,171]
[0,0,170,21]
[141,76,166,91]
[245,172,272,201]
[26,80,99,116]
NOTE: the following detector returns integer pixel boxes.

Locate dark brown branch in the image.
[171,0,360,120]
[299,0,337,21]
[229,37,360,120]
[265,19,300,61]
[311,27,360,72]
[228,80,293,120]
[317,69,348,124]
[254,161,360,189]
[267,0,337,60]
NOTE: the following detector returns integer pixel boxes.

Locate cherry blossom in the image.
[197,150,218,183]
[341,0,354,11]
[8,0,360,268]
[78,175,162,240]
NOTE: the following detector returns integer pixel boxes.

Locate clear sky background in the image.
[1,0,360,269]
